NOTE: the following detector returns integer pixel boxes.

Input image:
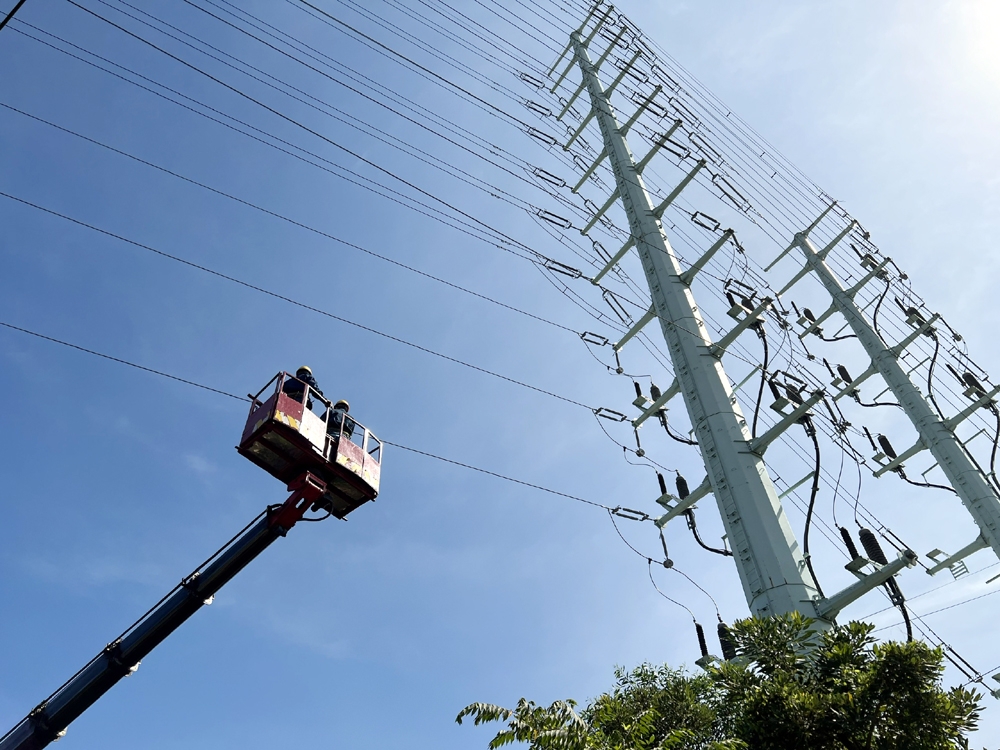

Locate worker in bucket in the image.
[283,365,323,411]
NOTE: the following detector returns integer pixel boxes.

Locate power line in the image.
[0,317,620,516]
[0,100,577,335]
[0,189,597,411]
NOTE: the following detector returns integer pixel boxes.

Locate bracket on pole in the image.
[605,50,643,98]
[633,378,680,427]
[572,149,608,191]
[614,304,657,352]
[846,257,891,298]
[679,229,733,286]
[655,476,712,528]
[945,385,1000,430]
[652,160,705,218]
[889,314,940,357]
[798,302,837,339]
[635,121,682,174]
[549,6,612,90]
[765,202,839,271]
[749,391,825,455]
[592,236,635,284]
[872,437,926,477]
[710,298,771,357]
[620,84,662,135]
[581,187,621,235]
[926,536,989,577]
[565,111,596,149]
[816,220,858,261]
[831,363,876,401]
[815,549,918,620]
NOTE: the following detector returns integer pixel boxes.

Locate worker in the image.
[283,366,323,411]
[327,399,355,441]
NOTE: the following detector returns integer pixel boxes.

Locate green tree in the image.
[457,614,981,750]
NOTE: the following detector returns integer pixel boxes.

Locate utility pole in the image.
[557,28,827,621]
[772,220,1000,574]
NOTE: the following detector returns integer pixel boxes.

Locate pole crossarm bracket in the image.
[798,303,837,339]
[652,160,705,219]
[945,385,1000,431]
[620,84,662,135]
[565,110,596,149]
[748,391,826,455]
[846,257,891,298]
[581,187,621,235]
[605,50,642,98]
[591,236,635,284]
[679,229,733,286]
[614,304,657,352]
[655,476,712,528]
[832,363,876,401]
[872,437,926,477]
[636,121,682,174]
[926,536,989,576]
[889,314,940,357]
[573,149,607,192]
[815,550,918,620]
[632,378,680,428]
[710,298,771,357]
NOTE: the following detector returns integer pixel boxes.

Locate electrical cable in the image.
[802,417,825,598]
[62,0,558,262]
[751,323,767,438]
[0,190,597,411]
[647,560,697,621]
[0,316,624,515]
[683,509,732,557]
[0,101,578,336]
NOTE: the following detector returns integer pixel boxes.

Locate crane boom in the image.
[0,472,328,750]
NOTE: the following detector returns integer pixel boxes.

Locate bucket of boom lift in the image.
[237,372,382,518]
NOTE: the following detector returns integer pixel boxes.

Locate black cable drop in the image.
[751,323,768,438]
[802,417,824,598]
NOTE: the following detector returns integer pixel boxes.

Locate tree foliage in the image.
[457,614,981,750]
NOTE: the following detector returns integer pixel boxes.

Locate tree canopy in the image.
[456,614,981,750]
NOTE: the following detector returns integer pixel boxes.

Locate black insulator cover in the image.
[634,381,643,399]
[837,365,853,384]
[650,383,662,400]
[786,385,804,406]
[725,291,737,308]
[803,307,817,323]
[877,434,897,460]
[963,372,986,396]
[696,622,708,657]
[657,472,667,496]
[839,526,861,560]
[676,474,690,499]
[740,295,754,311]
[718,622,737,661]
[859,527,889,565]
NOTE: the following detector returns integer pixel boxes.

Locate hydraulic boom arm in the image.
[0,472,329,750]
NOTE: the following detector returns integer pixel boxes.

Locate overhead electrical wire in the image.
[0,317,624,516]
[0,190,598,411]
[0,101,579,336]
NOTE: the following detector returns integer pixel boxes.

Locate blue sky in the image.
[2,0,1000,747]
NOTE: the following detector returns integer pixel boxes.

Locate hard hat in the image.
[296,365,312,376]
[334,399,350,412]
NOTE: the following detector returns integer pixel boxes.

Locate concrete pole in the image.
[568,33,825,620]
[795,233,1000,566]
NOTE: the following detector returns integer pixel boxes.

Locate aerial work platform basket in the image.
[237,371,382,518]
